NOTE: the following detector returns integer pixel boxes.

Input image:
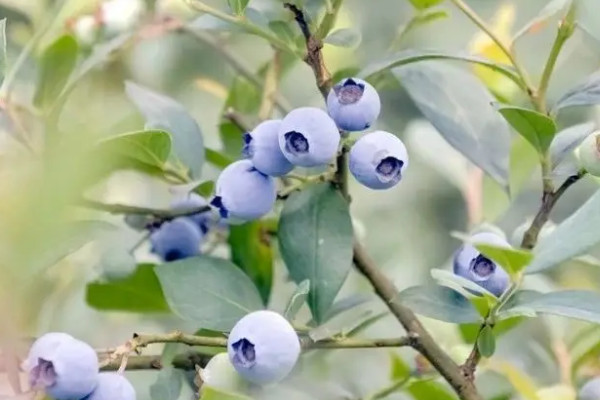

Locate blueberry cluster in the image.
[26,332,135,400]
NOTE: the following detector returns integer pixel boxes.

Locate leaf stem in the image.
[78,197,212,219]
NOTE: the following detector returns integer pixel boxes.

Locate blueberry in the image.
[27,332,99,400]
[327,78,381,132]
[580,377,600,400]
[227,310,301,385]
[243,119,294,177]
[211,160,276,222]
[453,232,511,297]
[278,107,340,167]
[82,372,135,400]
[170,193,211,234]
[349,130,408,189]
[577,131,600,176]
[150,217,202,262]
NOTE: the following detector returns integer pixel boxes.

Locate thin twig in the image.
[100,352,213,371]
[223,108,253,133]
[79,197,212,219]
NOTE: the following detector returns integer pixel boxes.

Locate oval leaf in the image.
[552,71,600,112]
[474,243,533,277]
[125,81,204,178]
[393,62,511,190]
[550,122,595,169]
[324,28,362,48]
[278,183,353,323]
[496,105,557,153]
[95,129,171,169]
[155,256,263,331]
[477,325,496,358]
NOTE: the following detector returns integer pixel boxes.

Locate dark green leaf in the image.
[34,35,79,109]
[552,71,600,112]
[527,189,600,273]
[150,367,182,400]
[95,129,171,169]
[513,0,572,41]
[496,105,557,153]
[278,183,353,323]
[501,290,600,324]
[474,243,533,277]
[408,380,458,400]
[460,317,523,343]
[284,280,310,321]
[359,49,522,87]
[86,264,170,312]
[393,62,510,190]
[477,325,496,357]
[408,0,445,9]
[227,0,249,15]
[394,285,482,324]
[155,256,263,331]
[228,221,273,305]
[205,147,234,169]
[550,122,595,169]
[125,81,204,178]
[324,28,362,48]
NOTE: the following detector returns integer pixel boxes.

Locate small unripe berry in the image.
[327,78,381,132]
[580,377,600,400]
[27,333,99,400]
[453,232,511,297]
[150,217,203,262]
[577,131,600,176]
[243,119,294,177]
[227,310,300,385]
[82,372,135,400]
[211,160,276,222]
[278,107,340,167]
[349,130,408,189]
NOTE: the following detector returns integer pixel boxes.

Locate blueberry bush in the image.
[3,0,600,399]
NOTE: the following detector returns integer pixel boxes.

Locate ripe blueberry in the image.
[576,131,600,176]
[243,119,294,177]
[27,332,99,400]
[453,232,510,297]
[211,160,276,222]
[327,77,381,132]
[278,107,340,167]
[150,217,203,262]
[82,372,135,400]
[170,193,211,234]
[349,130,408,189]
[227,310,300,385]
[580,377,600,400]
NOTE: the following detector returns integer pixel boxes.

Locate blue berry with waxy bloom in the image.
[211,159,276,222]
[580,377,600,400]
[170,192,211,234]
[349,130,408,189]
[82,372,135,400]
[278,107,340,167]
[227,310,301,385]
[27,332,99,400]
[150,217,202,262]
[243,119,294,177]
[453,232,511,297]
[327,77,381,132]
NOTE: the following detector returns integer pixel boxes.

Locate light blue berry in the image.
[278,107,340,167]
[211,160,276,222]
[453,232,510,297]
[27,332,99,400]
[580,377,600,400]
[170,193,211,233]
[243,119,294,176]
[83,373,135,400]
[349,130,408,189]
[327,78,381,132]
[150,217,202,262]
[227,310,300,385]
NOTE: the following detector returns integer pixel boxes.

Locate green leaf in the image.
[278,183,353,323]
[527,189,600,273]
[510,135,539,195]
[269,21,297,44]
[496,105,557,154]
[323,294,373,321]
[395,285,482,324]
[86,264,170,312]
[125,81,204,178]
[284,280,310,321]
[477,325,496,357]
[474,243,533,277]
[150,367,182,400]
[200,386,252,400]
[390,353,411,381]
[95,129,171,169]
[324,28,362,48]
[513,0,572,42]
[34,35,79,109]
[359,49,522,87]
[227,0,249,15]
[408,380,458,400]
[431,268,498,300]
[228,221,273,305]
[407,0,445,10]
[194,181,215,197]
[393,62,511,190]
[205,147,234,169]
[309,309,386,341]
[552,71,600,112]
[550,122,595,169]
[501,290,600,324]
[155,256,263,331]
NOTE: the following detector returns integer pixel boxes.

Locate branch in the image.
[79,197,212,219]
[100,352,213,371]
